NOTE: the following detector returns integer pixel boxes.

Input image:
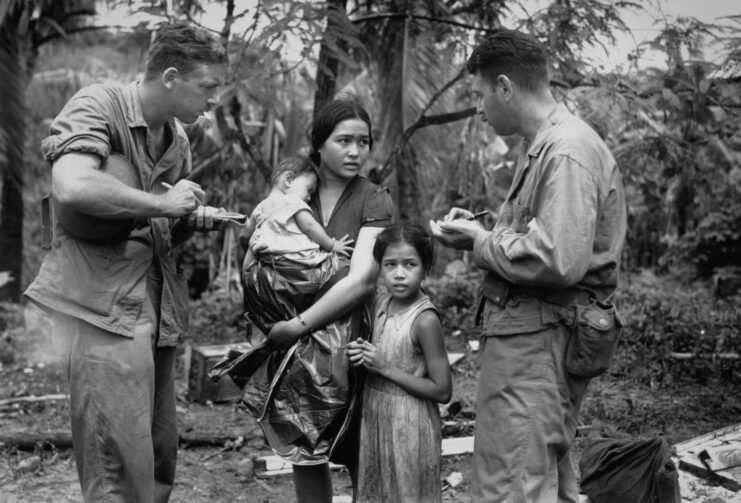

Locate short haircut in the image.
[144,22,227,81]
[466,29,549,92]
[373,223,435,274]
[271,156,318,186]
[309,97,373,166]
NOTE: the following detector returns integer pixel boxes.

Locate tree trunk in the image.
[372,1,418,221]
[0,13,31,302]
[313,0,349,119]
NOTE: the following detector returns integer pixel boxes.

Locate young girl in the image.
[347,223,452,503]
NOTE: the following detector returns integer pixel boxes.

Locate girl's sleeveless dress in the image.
[356,294,442,503]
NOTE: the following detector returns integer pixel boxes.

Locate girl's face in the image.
[284,171,318,202]
[379,241,425,304]
[318,118,371,182]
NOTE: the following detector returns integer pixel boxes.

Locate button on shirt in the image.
[25,82,192,345]
[472,104,627,335]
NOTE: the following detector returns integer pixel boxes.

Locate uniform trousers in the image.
[53,302,177,503]
[471,322,590,503]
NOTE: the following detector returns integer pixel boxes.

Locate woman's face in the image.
[317,118,371,181]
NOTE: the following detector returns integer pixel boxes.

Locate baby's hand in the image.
[332,234,355,257]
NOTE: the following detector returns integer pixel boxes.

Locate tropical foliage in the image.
[2,0,741,303]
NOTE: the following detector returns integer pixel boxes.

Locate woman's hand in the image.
[346,339,388,375]
[267,318,306,348]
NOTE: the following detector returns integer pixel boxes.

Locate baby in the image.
[239,156,353,270]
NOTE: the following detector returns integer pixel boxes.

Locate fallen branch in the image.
[670,352,740,360]
[0,429,248,451]
[0,394,68,406]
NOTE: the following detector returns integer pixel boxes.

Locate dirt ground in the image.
[1,303,739,502]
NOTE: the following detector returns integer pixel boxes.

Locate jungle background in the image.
[1,0,741,501]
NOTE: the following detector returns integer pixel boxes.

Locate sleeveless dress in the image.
[356,294,443,503]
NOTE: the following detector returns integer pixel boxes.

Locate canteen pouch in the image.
[565,301,622,378]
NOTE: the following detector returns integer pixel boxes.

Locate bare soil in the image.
[1,303,739,502]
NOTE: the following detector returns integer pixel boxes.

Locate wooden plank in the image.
[255,436,477,478]
[670,352,739,360]
[447,352,465,366]
[0,394,68,406]
[675,422,741,491]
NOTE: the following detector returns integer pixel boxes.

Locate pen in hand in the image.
[161,181,204,205]
[467,210,489,221]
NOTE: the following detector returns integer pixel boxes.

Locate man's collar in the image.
[523,103,569,158]
[126,82,149,128]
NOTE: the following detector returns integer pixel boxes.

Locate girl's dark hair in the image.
[308,97,373,166]
[271,155,318,185]
[373,223,435,273]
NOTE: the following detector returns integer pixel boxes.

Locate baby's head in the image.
[271,156,319,201]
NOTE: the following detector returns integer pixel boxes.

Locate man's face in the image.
[471,72,514,136]
[171,63,225,124]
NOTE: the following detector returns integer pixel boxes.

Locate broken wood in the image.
[675,421,741,491]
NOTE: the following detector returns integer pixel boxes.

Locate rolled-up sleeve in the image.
[41,90,112,162]
[473,155,598,288]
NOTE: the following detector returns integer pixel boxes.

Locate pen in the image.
[467,210,489,220]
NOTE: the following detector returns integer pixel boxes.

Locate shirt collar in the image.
[523,103,570,158]
[124,82,149,129]
[126,82,178,133]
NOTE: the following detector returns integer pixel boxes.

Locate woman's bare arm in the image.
[266,226,383,346]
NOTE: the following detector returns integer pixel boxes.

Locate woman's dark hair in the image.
[373,223,435,273]
[144,22,227,81]
[308,97,373,166]
[271,155,318,186]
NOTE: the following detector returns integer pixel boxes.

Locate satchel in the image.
[565,300,622,378]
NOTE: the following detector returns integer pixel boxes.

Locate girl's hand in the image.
[346,339,387,375]
[332,234,355,258]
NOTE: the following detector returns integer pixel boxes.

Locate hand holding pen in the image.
[161,182,247,229]
[159,180,206,218]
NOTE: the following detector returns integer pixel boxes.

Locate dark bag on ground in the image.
[565,300,622,378]
[579,436,681,503]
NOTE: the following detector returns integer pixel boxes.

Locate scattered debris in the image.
[447,352,465,367]
[675,422,741,492]
[444,471,463,488]
[16,455,41,474]
[255,436,477,478]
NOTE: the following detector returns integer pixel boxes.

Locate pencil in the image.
[467,210,489,220]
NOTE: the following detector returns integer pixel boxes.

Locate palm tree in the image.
[0,0,96,302]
